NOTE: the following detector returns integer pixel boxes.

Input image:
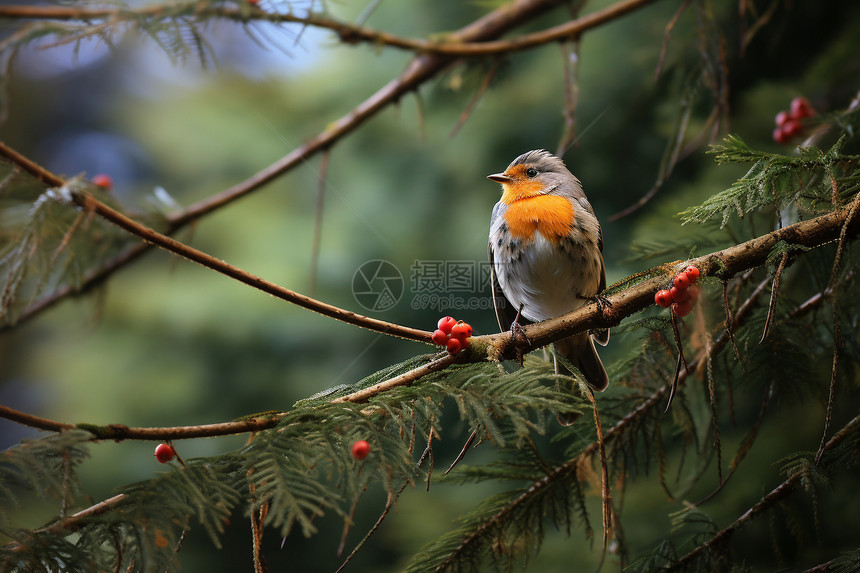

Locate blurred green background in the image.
[1,0,859,570]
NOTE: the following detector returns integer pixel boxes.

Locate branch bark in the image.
[0,402,288,440]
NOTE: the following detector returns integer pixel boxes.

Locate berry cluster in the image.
[431,316,473,355]
[773,97,816,144]
[154,443,176,463]
[655,265,700,317]
[352,440,370,460]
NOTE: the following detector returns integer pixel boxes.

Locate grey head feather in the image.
[508,149,568,174]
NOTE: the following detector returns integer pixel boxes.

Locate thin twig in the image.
[335,490,396,573]
[449,58,501,139]
[704,332,723,486]
[760,251,788,343]
[607,77,696,222]
[4,494,127,553]
[425,427,436,492]
[556,37,582,155]
[61,450,72,519]
[664,311,687,412]
[655,0,691,78]
[740,0,780,55]
[337,495,361,558]
[0,0,662,58]
[815,190,860,465]
[68,190,431,343]
[250,482,265,573]
[330,354,454,404]
[586,388,612,558]
[665,351,683,413]
[692,381,772,506]
[668,415,860,571]
[721,280,743,366]
[308,150,330,296]
[789,270,855,318]
[444,429,478,475]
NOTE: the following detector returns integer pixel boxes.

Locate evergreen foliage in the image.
[681,135,860,227]
[0,168,166,324]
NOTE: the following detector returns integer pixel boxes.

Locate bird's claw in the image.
[509,304,531,366]
[578,293,612,314]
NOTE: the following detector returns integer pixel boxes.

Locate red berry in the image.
[790,97,814,119]
[431,329,449,346]
[782,119,802,138]
[92,174,113,190]
[673,273,691,289]
[437,316,457,334]
[351,440,370,460]
[655,289,673,308]
[446,337,462,355]
[450,321,473,340]
[684,265,700,283]
[670,286,691,303]
[154,443,175,463]
[671,300,693,317]
[773,127,789,144]
[775,110,789,127]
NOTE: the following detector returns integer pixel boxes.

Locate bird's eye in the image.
[525,167,539,178]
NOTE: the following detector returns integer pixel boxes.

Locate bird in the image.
[487,149,609,425]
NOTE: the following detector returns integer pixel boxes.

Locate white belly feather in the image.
[496,232,597,323]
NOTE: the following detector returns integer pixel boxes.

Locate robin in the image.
[487,149,609,425]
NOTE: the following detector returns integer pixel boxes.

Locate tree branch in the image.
[166,0,604,223]
[0,402,288,440]
[0,0,660,58]
[0,142,430,341]
[0,403,74,432]
[4,494,128,554]
[66,189,431,342]
[668,414,860,571]
[330,354,455,403]
[0,140,64,187]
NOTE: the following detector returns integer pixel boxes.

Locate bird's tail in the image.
[553,333,609,426]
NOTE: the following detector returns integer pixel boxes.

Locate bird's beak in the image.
[487,173,512,183]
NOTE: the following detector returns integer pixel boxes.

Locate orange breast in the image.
[502,194,575,244]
